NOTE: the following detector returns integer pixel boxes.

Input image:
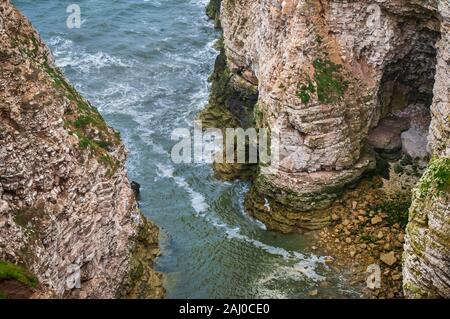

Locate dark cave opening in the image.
[368,26,441,163]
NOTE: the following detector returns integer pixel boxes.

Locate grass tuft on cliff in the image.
[418,157,450,197]
[0,261,38,288]
[313,59,348,104]
[297,59,348,105]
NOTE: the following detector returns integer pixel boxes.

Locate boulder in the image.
[367,117,410,152]
[401,127,429,159]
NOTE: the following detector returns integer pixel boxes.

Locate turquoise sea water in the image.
[13,0,360,298]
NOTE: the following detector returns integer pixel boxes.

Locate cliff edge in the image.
[0,1,164,299]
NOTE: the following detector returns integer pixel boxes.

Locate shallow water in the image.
[14,0,360,298]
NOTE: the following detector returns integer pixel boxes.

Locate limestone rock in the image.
[217,0,446,232]
[212,0,449,298]
[367,117,409,152]
[401,127,429,159]
[402,0,450,298]
[380,252,397,266]
[371,216,383,225]
[403,157,450,298]
[0,1,163,298]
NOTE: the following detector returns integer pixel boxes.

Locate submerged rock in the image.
[131,181,141,198]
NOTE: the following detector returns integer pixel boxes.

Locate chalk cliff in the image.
[0,1,164,298]
[208,0,449,297]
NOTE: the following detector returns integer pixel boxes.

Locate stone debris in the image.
[380,252,398,266]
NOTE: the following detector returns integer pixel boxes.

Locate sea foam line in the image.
[156,162,326,281]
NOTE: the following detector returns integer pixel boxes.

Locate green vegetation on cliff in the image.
[7,2,128,176]
[418,157,450,197]
[380,200,411,229]
[116,217,164,299]
[206,0,221,28]
[296,76,316,104]
[0,261,38,288]
[297,58,348,104]
[198,30,259,180]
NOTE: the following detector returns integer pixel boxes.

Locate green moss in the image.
[253,103,263,126]
[0,261,38,288]
[13,208,45,232]
[13,210,30,229]
[403,281,437,299]
[360,234,378,244]
[394,164,404,174]
[199,37,259,182]
[296,77,316,105]
[313,58,348,104]
[316,35,323,45]
[206,0,221,28]
[99,155,120,177]
[0,50,11,62]
[199,43,257,129]
[0,292,9,299]
[400,154,413,166]
[78,136,93,149]
[116,217,163,299]
[213,36,224,52]
[11,32,41,59]
[296,59,348,105]
[418,157,450,197]
[73,115,93,129]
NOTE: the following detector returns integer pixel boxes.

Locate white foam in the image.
[155,161,326,282]
[254,263,325,299]
[198,213,326,282]
[156,163,209,214]
[49,36,131,73]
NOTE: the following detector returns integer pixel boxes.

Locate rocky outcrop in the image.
[214,0,447,234]
[0,1,164,298]
[403,156,450,298]
[403,0,450,298]
[209,0,449,298]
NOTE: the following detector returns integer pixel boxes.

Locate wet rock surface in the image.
[312,178,407,299]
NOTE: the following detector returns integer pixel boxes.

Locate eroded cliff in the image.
[208,0,449,298]
[0,1,164,298]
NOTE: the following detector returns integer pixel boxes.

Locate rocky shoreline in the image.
[311,177,407,298]
[203,0,450,298]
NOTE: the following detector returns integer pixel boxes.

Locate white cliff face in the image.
[0,1,163,298]
[402,155,450,298]
[402,0,450,298]
[218,0,449,296]
[221,0,441,173]
[220,0,446,222]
